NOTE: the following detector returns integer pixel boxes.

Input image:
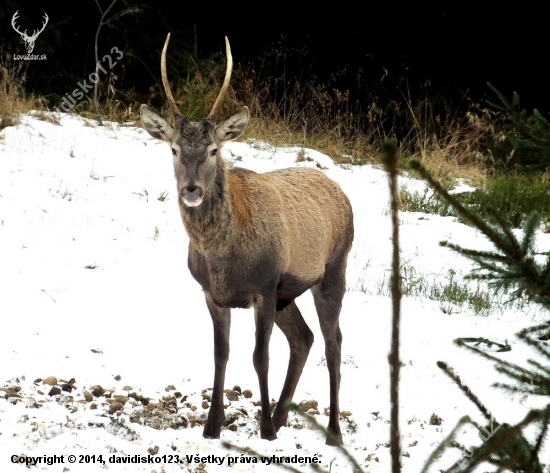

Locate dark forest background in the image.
[1,1,548,114]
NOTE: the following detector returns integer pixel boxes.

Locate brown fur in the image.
[226,170,253,232]
[140,103,354,446]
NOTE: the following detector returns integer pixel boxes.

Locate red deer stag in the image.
[140,34,354,445]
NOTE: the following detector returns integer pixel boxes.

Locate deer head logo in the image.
[11,11,49,54]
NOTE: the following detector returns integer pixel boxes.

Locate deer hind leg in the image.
[311,263,347,446]
[252,294,278,440]
[203,291,231,439]
[272,301,314,431]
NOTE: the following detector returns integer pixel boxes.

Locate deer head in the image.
[140,34,249,208]
[11,11,49,54]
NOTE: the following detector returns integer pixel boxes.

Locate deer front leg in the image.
[203,291,231,439]
[253,294,277,440]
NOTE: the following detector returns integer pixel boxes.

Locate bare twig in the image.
[380,141,402,473]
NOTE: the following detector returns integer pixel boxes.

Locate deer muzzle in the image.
[181,186,203,207]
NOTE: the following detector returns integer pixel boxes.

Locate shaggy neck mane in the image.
[179,158,252,246]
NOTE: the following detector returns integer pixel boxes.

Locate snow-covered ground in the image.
[1,112,548,472]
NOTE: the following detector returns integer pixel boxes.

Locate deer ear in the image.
[215,106,249,144]
[140,105,174,142]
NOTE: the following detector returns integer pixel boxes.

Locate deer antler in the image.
[161,33,181,117]
[11,11,27,37]
[30,13,49,40]
[207,37,233,120]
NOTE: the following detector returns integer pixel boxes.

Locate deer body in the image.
[140,35,354,445]
[185,165,352,311]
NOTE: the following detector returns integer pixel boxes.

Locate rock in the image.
[299,400,318,411]
[33,378,42,385]
[113,395,128,405]
[223,411,242,426]
[174,392,182,399]
[130,412,141,424]
[43,377,57,386]
[61,384,72,393]
[202,400,209,409]
[228,424,238,432]
[145,418,162,430]
[232,385,242,394]
[122,385,133,391]
[114,375,121,381]
[340,411,352,417]
[201,392,211,402]
[109,402,123,414]
[90,385,105,397]
[48,387,61,396]
[242,389,253,399]
[429,413,443,426]
[224,389,240,401]
[324,407,330,416]
[308,409,320,415]
[148,446,159,455]
[83,391,93,402]
[165,385,176,392]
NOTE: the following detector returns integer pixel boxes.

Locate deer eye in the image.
[210,149,218,157]
[171,148,177,156]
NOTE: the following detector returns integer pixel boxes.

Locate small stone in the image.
[242,389,253,399]
[43,376,57,386]
[61,384,73,393]
[190,405,197,412]
[33,378,43,385]
[122,385,133,391]
[90,385,105,398]
[298,400,318,411]
[109,402,123,414]
[228,424,237,432]
[324,407,330,416]
[223,411,242,426]
[165,385,176,392]
[148,446,159,455]
[340,411,352,417]
[104,390,113,399]
[130,412,141,423]
[308,409,320,415]
[37,390,44,395]
[114,375,121,381]
[201,392,211,401]
[91,348,103,354]
[174,392,182,399]
[83,391,93,402]
[429,413,443,426]
[48,387,61,396]
[113,395,128,405]
[232,385,242,394]
[224,389,240,401]
[202,400,209,409]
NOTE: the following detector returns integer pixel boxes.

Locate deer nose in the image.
[183,186,201,203]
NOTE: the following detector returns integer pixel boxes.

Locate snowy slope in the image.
[0,112,549,472]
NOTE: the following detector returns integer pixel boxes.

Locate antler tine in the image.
[207,36,233,120]
[161,33,181,117]
[11,11,24,35]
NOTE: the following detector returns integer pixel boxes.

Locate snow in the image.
[0,111,549,472]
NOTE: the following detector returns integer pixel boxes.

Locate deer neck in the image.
[179,159,247,250]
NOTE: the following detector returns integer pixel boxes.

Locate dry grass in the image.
[1,52,498,185]
[0,52,43,130]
